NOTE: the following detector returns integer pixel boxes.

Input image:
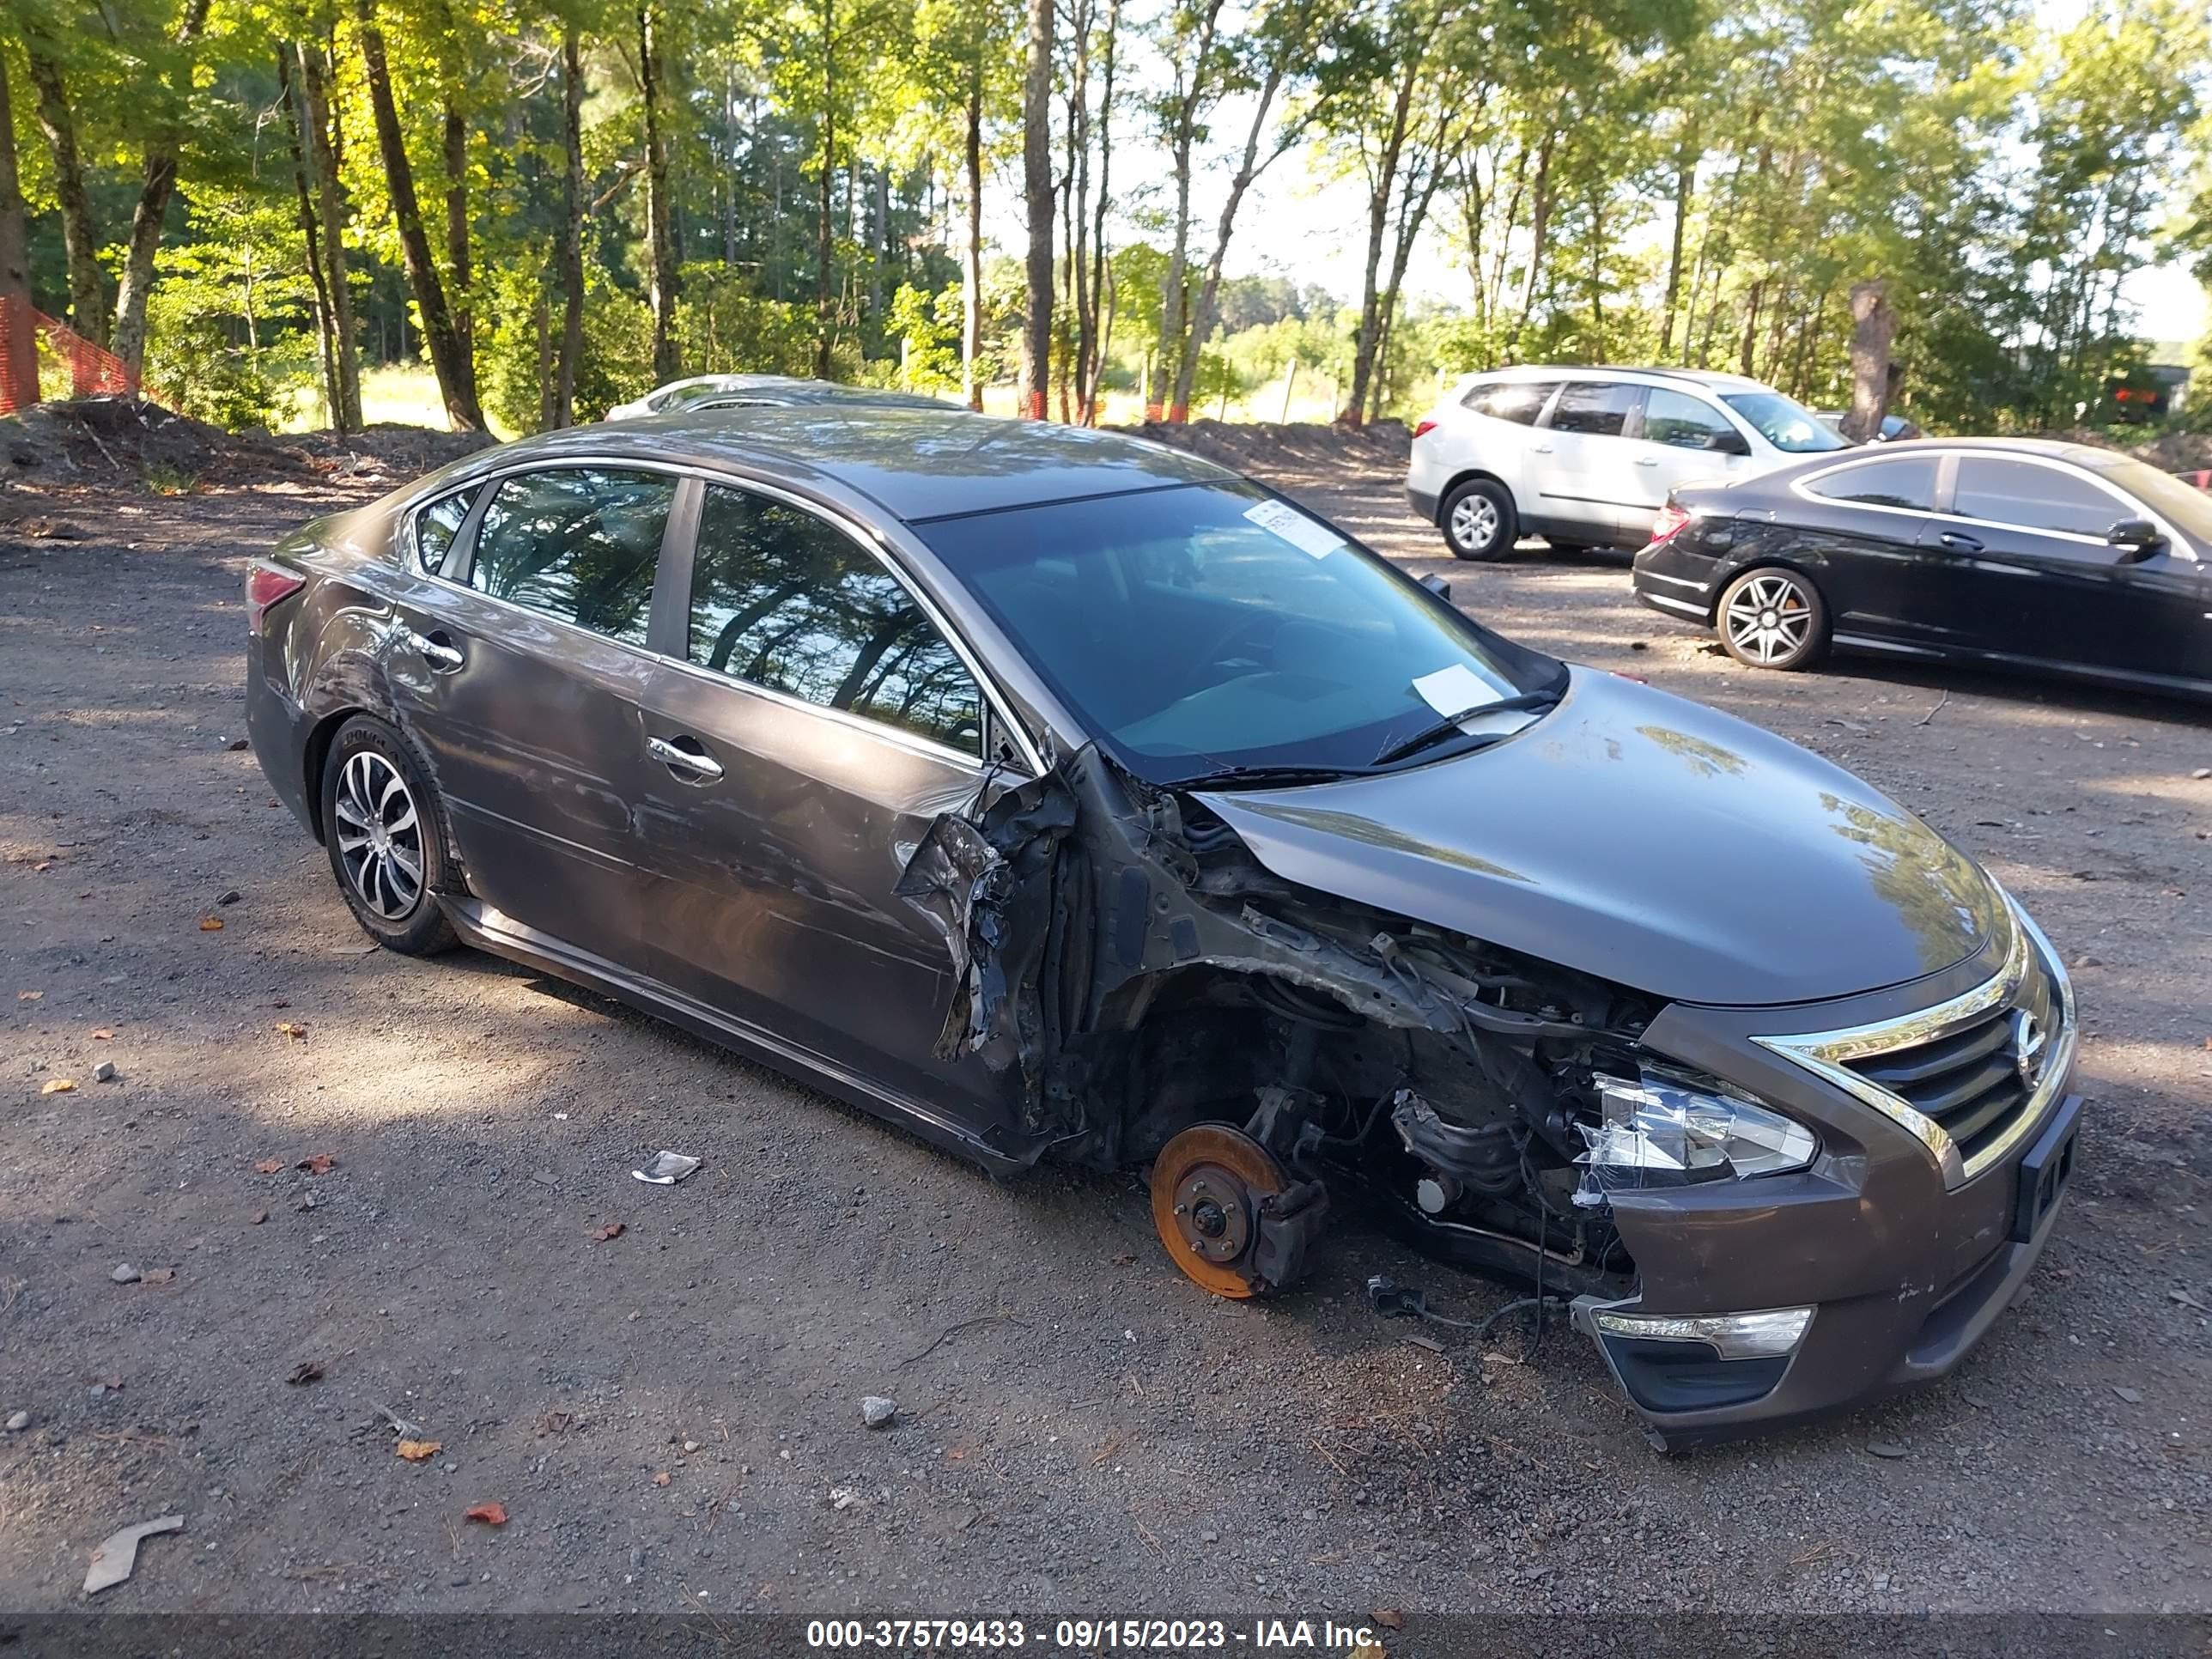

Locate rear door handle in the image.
[1531,444,1553,453]
[406,629,465,671]
[1635,456,1662,467]
[647,734,724,783]
[1937,531,1984,552]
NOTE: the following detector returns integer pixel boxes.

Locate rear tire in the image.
[1440,478,1517,562]
[1716,566,1830,672]
[319,714,459,956]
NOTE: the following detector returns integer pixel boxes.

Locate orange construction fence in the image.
[0,294,154,415]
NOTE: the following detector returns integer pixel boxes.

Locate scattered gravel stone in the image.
[92,1060,117,1083]
[4,1411,28,1432]
[860,1396,897,1429]
[2113,1386,2144,1404]
[1865,1439,1910,1459]
[110,1263,140,1285]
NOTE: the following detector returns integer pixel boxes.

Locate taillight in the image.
[1646,503,1692,549]
[246,563,306,630]
[1412,419,1437,441]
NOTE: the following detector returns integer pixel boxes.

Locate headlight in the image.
[1572,1064,1815,1206]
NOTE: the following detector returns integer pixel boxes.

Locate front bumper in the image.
[1571,922,2082,1445]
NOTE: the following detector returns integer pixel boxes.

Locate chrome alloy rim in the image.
[1723,573,1813,665]
[1450,494,1500,550]
[333,750,424,920]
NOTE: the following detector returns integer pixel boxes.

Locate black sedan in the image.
[1632,436,2212,696]
[246,406,2080,1445]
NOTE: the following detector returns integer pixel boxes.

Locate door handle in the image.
[405,629,465,671]
[1635,456,1662,467]
[647,734,724,783]
[1531,444,1553,453]
[1937,531,1984,552]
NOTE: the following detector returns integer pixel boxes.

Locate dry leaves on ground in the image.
[590,1222,624,1243]
[297,1153,337,1175]
[272,1022,307,1040]
[41,1079,76,1095]
[16,990,42,1001]
[252,1158,285,1175]
[198,917,224,931]
[1372,1610,1406,1632]
[464,1503,508,1527]
[653,1472,672,1487]
[91,1028,113,1039]
[396,1440,442,1462]
[142,1267,176,1285]
[286,1361,324,1385]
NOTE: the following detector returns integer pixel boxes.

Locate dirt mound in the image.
[0,396,323,487]
[285,422,497,484]
[1115,417,1413,475]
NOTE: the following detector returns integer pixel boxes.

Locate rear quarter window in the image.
[1805,456,1939,512]
[1463,381,1559,425]
[411,487,477,575]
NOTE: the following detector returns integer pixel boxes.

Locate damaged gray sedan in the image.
[245,406,2081,1445]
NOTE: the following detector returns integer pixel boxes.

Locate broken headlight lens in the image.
[1572,1066,1815,1206]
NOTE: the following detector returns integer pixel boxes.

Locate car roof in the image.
[1473,364,1770,393]
[462,404,1239,523]
[1806,435,2124,468]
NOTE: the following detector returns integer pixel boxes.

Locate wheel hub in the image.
[1149,1123,1301,1298]
[1168,1165,1252,1264]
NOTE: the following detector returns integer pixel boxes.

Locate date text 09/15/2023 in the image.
[804,1620,1387,1651]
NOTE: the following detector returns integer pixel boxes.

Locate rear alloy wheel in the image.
[1440,478,1517,562]
[319,714,458,955]
[1717,566,1829,672]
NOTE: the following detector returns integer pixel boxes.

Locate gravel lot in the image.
[3,423,2209,1625]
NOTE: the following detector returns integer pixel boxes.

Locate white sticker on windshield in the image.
[1243,499,1346,560]
[1411,663,1496,717]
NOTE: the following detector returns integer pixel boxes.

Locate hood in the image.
[1196,668,2006,1007]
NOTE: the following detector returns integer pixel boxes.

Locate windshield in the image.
[2092,457,2212,549]
[1721,391,1847,453]
[919,482,1563,782]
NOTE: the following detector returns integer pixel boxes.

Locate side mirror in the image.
[2107,518,2165,561]
[1419,572,1453,601]
[1705,429,1753,457]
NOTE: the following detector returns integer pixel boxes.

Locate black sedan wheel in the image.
[320,714,459,955]
[1717,567,1829,672]
[1441,478,1516,562]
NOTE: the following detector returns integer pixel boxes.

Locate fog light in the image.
[1589,1305,1814,1360]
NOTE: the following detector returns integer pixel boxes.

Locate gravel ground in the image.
[3,427,2210,1625]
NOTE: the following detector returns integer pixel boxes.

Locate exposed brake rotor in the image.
[1149,1122,1324,1298]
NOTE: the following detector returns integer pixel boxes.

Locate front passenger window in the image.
[689,485,983,757]
[468,468,672,645]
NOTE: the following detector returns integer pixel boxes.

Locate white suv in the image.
[1406,367,1849,560]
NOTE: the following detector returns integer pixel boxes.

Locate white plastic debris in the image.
[631,1151,702,1185]
[83,1515,184,1595]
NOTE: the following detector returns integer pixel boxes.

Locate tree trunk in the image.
[21,42,106,345]
[1172,58,1289,420]
[961,67,984,411]
[110,0,212,378]
[0,50,37,409]
[1018,0,1054,420]
[1656,141,1695,360]
[355,0,483,429]
[300,44,361,431]
[811,0,836,377]
[276,50,341,425]
[553,21,586,428]
[1346,34,1433,425]
[640,4,680,381]
[1506,129,1553,356]
[1157,0,1224,421]
[1841,279,1895,442]
[1079,0,1119,422]
[443,99,472,365]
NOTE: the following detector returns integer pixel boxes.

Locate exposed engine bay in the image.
[896,743,1660,1304]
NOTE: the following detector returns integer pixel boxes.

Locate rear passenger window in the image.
[413,487,477,575]
[1806,456,1939,512]
[1952,458,2121,538]
[689,485,983,757]
[1547,381,1640,437]
[1464,381,1559,425]
[467,468,672,645]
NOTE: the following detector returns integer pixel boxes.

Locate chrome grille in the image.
[1752,904,2076,1190]
[1844,955,2054,1164]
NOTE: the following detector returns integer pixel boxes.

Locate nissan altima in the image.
[246,406,2081,1446]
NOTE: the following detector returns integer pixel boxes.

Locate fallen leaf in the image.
[40,1078,76,1095]
[252,1158,285,1175]
[297,1153,337,1176]
[590,1222,625,1243]
[464,1502,507,1526]
[653,1472,672,1487]
[535,1411,573,1436]
[1109,1252,1136,1266]
[1373,1609,1406,1631]
[16,989,42,1001]
[272,1021,307,1040]
[142,1267,176,1285]
[396,1439,441,1462]
[287,1361,324,1385]
[198,917,224,931]
[91,1029,113,1040]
